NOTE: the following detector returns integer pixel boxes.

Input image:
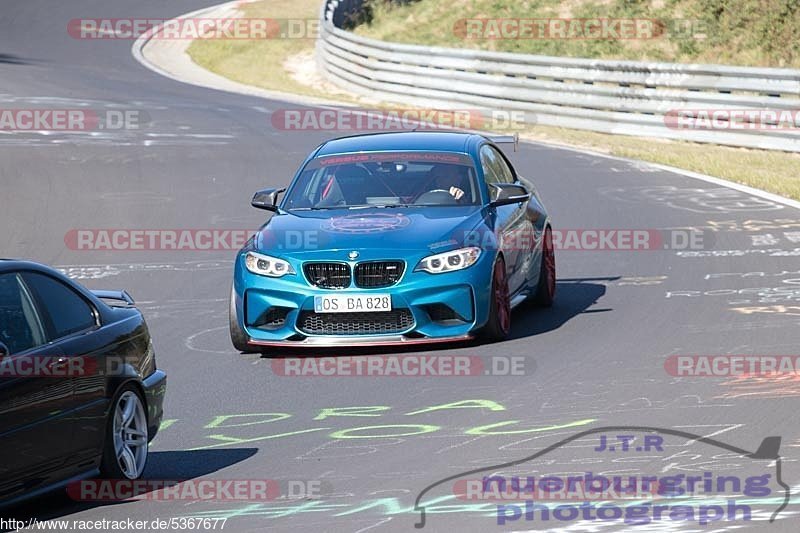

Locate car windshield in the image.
[283,151,480,210]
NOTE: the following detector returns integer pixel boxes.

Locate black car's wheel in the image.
[101,385,149,480]
[480,256,511,342]
[229,286,255,353]
[533,226,556,307]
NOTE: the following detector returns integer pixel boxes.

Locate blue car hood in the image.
[254,206,487,259]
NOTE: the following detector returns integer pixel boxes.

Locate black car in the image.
[0,260,166,505]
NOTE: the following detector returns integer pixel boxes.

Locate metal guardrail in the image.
[316,0,800,152]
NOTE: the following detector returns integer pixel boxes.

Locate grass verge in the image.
[186,0,332,98]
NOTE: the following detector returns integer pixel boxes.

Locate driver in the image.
[427,164,466,201]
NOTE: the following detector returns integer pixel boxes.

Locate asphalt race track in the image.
[2,2,799,532]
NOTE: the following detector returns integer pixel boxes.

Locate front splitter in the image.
[247,333,473,348]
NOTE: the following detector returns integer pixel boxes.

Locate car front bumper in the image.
[234,250,496,347]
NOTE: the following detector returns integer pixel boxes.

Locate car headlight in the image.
[415,247,481,274]
[244,251,295,277]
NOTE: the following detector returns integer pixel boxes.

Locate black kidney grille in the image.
[304,262,351,289]
[354,261,405,288]
[298,309,414,335]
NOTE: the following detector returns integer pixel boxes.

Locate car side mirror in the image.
[0,341,9,357]
[489,183,530,207]
[251,188,286,212]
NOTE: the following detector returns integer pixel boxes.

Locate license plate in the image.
[314,294,391,313]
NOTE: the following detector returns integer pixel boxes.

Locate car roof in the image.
[0,258,85,285]
[315,131,480,157]
[0,259,51,273]
[0,257,103,297]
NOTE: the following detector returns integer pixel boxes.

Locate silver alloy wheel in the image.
[113,390,148,479]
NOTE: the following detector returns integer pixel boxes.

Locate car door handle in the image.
[48,357,70,372]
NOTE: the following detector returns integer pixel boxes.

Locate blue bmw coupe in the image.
[230,131,555,349]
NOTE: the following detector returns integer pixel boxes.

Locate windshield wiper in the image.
[348,204,421,209]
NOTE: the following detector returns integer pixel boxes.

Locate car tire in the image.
[480,256,511,342]
[100,385,149,480]
[532,227,556,307]
[229,286,256,353]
